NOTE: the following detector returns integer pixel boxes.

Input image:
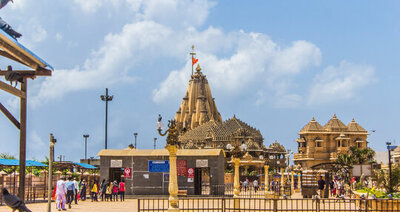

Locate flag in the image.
[0,0,13,10]
[192,56,198,66]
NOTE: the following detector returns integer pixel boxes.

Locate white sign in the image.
[352,165,372,177]
[196,159,208,168]
[110,160,123,168]
[143,174,149,179]
[188,178,194,183]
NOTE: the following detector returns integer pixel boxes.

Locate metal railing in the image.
[138,197,400,212]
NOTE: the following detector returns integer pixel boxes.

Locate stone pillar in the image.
[280,168,285,195]
[166,145,179,212]
[291,171,294,194]
[233,158,241,197]
[298,172,301,192]
[264,165,269,191]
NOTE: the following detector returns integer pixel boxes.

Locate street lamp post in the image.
[156,117,180,212]
[47,134,56,212]
[154,137,157,149]
[134,133,138,148]
[387,142,393,193]
[100,88,113,149]
[226,143,247,198]
[83,134,89,160]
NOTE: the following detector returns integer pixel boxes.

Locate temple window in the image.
[337,140,341,147]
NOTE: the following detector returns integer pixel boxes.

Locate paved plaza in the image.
[0,200,139,212]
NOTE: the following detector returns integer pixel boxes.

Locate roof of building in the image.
[179,115,263,142]
[299,117,325,133]
[323,114,348,132]
[98,148,226,157]
[0,159,47,167]
[347,118,368,133]
[74,162,97,169]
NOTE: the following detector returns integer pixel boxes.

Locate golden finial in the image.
[192,45,195,51]
[196,64,201,72]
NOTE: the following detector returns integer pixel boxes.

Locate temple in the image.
[174,64,222,132]
[293,114,369,169]
[175,49,287,173]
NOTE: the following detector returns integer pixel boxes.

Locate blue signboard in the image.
[149,160,170,172]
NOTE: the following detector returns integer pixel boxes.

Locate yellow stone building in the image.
[294,114,369,169]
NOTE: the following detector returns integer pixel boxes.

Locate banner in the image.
[187,168,195,178]
[123,167,131,178]
[177,160,187,176]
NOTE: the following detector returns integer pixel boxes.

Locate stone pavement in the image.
[0,199,139,212]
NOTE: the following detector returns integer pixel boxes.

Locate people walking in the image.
[65,177,75,209]
[91,180,98,202]
[106,181,113,201]
[253,179,259,193]
[100,179,107,201]
[80,180,87,201]
[112,180,119,201]
[119,179,125,201]
[56,176,67,211]
[73,178,79,204]
[317,176,325,198]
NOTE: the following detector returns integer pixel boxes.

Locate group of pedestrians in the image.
[55,176,80,211]
[54,176,125,210]
[317,176,347,198]
[87,179,126,202]
[98,179,126,201]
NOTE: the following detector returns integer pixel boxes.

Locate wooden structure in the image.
[0,30,53,200]
[294,115,369,169]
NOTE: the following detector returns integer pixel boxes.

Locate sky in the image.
[0,0,399,162]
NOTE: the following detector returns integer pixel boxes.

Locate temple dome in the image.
[347,118,368,133]
[323,114,348,132]
[299,117,324,134]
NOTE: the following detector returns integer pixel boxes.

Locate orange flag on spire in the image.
[192,56,198,66]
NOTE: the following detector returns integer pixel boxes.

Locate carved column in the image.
[280,168,285,195]
[166,145,179,212]
[233,158,241,197]
[291,171,294,194]
[298,172,301,192]
[264,165,269,191]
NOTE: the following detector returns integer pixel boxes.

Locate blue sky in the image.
[0,0,399,162]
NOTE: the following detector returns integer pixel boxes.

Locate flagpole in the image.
[190,45,196,76]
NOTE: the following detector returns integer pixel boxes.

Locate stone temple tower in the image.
[174,64,222,132]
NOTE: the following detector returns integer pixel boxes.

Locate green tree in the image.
[0,153,16,159]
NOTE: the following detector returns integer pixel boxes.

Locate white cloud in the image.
[73,0,103,13]
[307,61,376,105]
[153,32,322,105]
[55,33,63,41]
[17,20,47,47]
[28,130,45,152]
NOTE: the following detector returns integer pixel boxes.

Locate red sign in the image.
[187,168,195,178]
[177,160,187,176]
[124,167,131,178]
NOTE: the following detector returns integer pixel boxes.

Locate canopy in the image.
[0,159,47,167]
[0,29,53,71]
[74,162,97,169]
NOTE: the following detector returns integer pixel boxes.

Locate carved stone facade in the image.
[174,65,222,132]
[294,114,369,169]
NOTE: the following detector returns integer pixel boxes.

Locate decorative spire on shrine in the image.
[174,47,222,132]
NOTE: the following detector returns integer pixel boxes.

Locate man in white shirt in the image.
[56,176,67,211]
[73,178,79,204]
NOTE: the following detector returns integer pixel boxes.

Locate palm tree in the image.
[349,147,375,174]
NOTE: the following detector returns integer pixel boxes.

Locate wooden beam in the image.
[0,69,52,77]
[0,50,29,67]
[0,80,26,98]
[18,78,27,201]
[0,102,20,129]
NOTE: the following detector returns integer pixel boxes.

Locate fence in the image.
[137,197,400,212]
[208,184,291,198]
